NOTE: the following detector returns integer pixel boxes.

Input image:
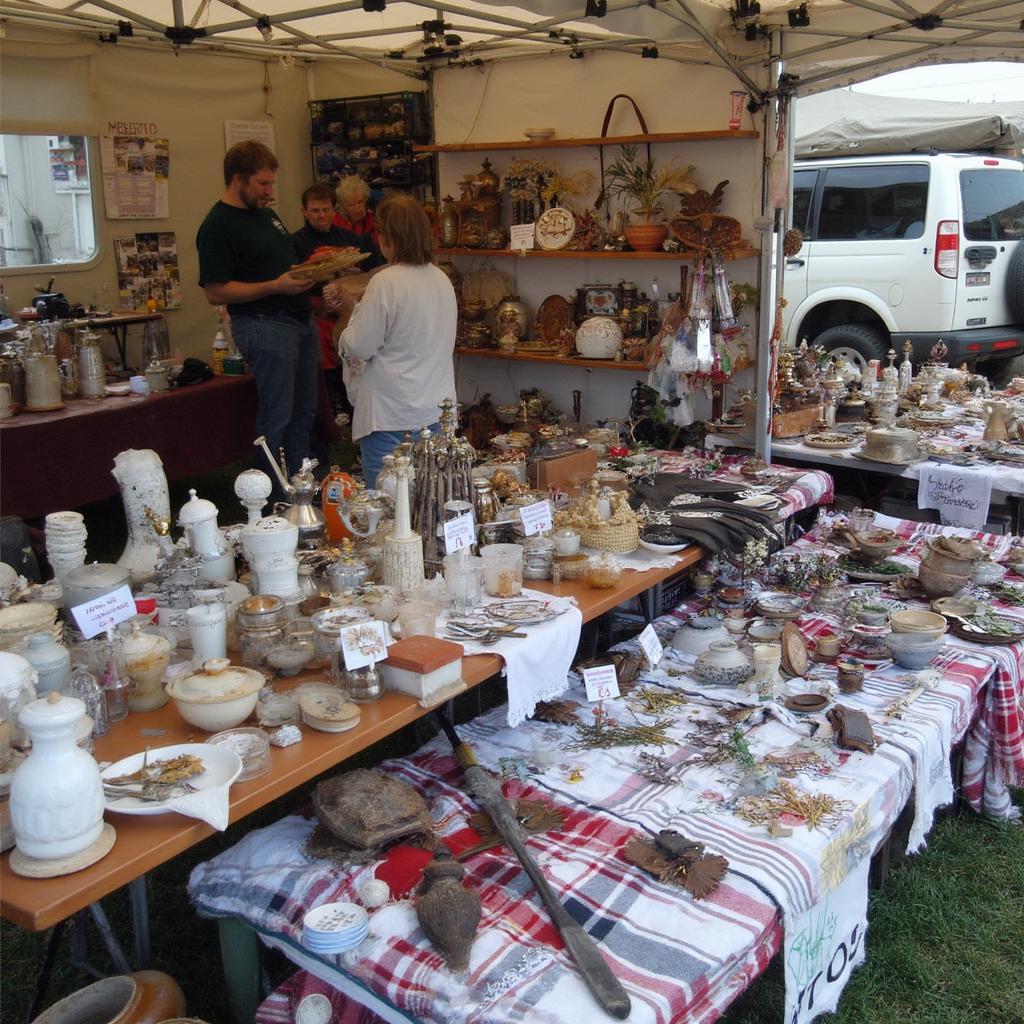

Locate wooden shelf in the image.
[414,130,759,153]
[455,346,648,371]
[437,246,758,261]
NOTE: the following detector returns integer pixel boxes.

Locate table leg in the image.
[639,587,655,625]
[111,325,129,370]
[25,920,66,1023]
[85,902,132,974]
[129,874,151,967]
[219,917,264,1024]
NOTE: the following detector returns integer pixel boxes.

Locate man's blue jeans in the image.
[232,314,318,492]
[360,422,440,489]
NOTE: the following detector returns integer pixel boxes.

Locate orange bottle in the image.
[321,466,357,542]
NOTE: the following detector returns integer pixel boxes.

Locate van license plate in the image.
[966,272,990,286]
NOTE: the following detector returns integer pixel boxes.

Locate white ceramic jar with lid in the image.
[119,622,172,712]
[20,632,71,695]
[177,488,224,560]
[61,563,131,617]
[10,692,104,860]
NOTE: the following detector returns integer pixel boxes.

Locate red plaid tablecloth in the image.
[792,514,1024,820]
[654,450,834,521]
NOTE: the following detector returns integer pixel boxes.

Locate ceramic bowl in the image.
[747,619,784,642]
[755,592,806,620]
[165,662,263,731]
[931,596,982,619]
[972,560,1007,585]
[267,640,314,677]
[694,640,753,686]
[524,127,556,141]
[723,616,749,636]
[922,539,980,576]
[670,616,727,655]
[495,404,519,425]
[890,609,947,640]
[884,634,943,669]
[917,561,970,599]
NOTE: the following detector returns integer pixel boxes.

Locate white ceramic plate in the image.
[104,383,132,396]
[535,206,576,251]
[101,742,242,815]
[638,539,691,554]
[735,494,783,512]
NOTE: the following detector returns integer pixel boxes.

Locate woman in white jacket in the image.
[335,193,457,487]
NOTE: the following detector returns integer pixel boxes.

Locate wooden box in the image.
[528,448,599,490]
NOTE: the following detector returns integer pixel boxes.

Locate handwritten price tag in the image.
[70,585,137,640]
[582,664,620,702]
[443,513,476,554]
[519,499,553,537]
[339,620,392,671]
[510,223,536,251]
[637,624,663,668]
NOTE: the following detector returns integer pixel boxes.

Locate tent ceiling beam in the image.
[189,0,211,27]
[663,0,767,99]
[84,0,167,32]
[200,1,364,36]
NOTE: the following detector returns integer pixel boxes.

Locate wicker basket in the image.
[579,519,640,553]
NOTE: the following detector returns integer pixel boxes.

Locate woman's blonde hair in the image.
[376,194,433,266]
[336,175,371,206]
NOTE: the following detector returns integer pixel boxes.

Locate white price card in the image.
[510,223,536,251]
[339,620,392,671]
[582,664,620,703]
[637,623,663,668]
[444,512,476,554]
[519,499,553,537]
[70,585,137,640]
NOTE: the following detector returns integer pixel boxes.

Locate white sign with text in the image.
[339,620,392,671]
[510,223,536,251]
[519,500,553,537]
[443,513,476,554]
[582,664,620,702]
[917,464,992,531]
[637,624,664,667]
[70,585,137,640]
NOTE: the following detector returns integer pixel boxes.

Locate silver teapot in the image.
[254,437,326,550]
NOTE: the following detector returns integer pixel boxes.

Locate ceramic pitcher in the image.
[983,400,1010,441]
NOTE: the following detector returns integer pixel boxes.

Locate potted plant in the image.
[602,145,697,251]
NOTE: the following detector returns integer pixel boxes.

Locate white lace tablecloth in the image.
[438,588,582,728]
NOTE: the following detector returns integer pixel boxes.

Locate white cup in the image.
[129,374,150,396]
[186,602,227,664]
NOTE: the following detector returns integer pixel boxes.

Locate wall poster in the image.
[115,232,181,310]
[101,124,169,218]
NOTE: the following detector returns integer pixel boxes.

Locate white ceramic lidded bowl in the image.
[164,660,263,731]
[670,616,728,656]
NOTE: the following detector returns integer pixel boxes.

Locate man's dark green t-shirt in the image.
[196,201,310,320]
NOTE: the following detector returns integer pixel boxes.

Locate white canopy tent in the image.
[0,0,1021,99]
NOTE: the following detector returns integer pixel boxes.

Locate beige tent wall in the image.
[430,52,767,422]
[0,29,411,363]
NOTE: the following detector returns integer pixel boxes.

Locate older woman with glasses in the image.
[334,175,380,248]
[334,193,456,488]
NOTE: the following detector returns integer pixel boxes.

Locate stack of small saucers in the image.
[0,602,61,652]
[302,902,369,955]
[44,511,88,584]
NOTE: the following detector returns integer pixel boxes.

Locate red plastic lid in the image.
[134,597,157,614]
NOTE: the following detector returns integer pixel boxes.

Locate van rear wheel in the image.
[813,324,890,376]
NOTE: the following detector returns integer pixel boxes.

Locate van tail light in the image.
[935,220,959,279]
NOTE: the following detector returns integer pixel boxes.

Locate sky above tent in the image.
[853,61,1024,104]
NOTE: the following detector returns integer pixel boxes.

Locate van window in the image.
[817,164,929,241]
[960,169,1024,241]
[792,169,817,236]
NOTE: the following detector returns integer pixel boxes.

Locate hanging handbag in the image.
[595,94,653,222]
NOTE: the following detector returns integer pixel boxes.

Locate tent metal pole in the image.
[754,39,782,464]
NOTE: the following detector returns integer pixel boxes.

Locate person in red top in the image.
[333,175,380,246]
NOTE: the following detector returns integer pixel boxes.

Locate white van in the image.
[783,153,1024,380]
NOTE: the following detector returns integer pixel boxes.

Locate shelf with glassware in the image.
[454,346,649,372]
[436,245,759,261]
[412,129,759,153]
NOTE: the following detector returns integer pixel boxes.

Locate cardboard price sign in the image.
[70,585,136,640]
[444,513,476,554]
[637,624,663,667]
[510,223,536,251]
[582,664,620,702]
[339,620,392,670]
[519,499,553,537]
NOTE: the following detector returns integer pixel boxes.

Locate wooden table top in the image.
[1,549,700,932]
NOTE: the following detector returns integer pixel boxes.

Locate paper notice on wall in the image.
[224,120,277,153]
[101,134,169,218]
[115,232,181,309]
[784,856,870,1024]
[917,464,993,531]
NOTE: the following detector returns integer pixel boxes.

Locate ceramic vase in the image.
[30,971,186,1024]
[416,852,481,971]
[120,624,172,712]
[10,693,104,860]
[694,640,753,687]
[112,449,170,584]
[21,632,71,695]
[382,456,424,594]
